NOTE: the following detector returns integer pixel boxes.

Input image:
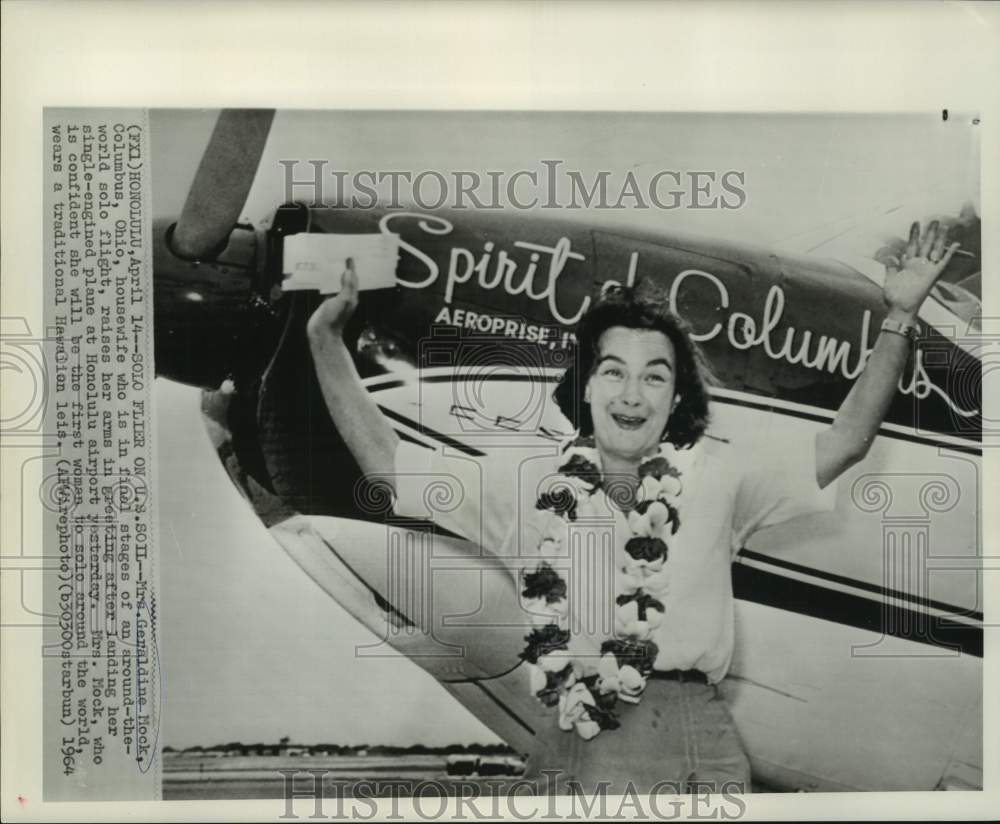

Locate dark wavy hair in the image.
[553,284,714,450]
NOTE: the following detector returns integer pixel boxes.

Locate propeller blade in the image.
[172,109,275,260]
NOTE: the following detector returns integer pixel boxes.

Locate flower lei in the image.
[519,437,683,740]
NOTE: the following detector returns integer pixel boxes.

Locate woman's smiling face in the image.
[586,326,678,465]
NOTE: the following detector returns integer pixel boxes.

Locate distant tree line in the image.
[163,741,516,756]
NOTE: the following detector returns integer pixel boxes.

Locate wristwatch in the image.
[880,317,920,340]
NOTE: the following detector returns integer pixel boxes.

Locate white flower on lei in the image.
[523,595,569,627]
[639,473,682,504]
[596,653,646,704]
[537,648,576,673]
[639,566,671,596]
[527,662,547,695]
[558,682,601,740]
[627,501,671,537]
[614,599,664,640]
[622,556,670,596]
[618,568,643,595]
[623,554,666,575]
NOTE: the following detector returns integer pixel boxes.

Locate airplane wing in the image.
[268,513,562,768]
[775,184,982,345]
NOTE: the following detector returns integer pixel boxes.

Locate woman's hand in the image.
[880,221,959,319]
[306,258,360,342]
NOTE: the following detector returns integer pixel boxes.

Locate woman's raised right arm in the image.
[307,261,400,486]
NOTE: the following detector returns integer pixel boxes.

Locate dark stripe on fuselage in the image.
[378,404,486,457]
[398,430,430,449]
[732,562,983,657]
[739,548,984,622]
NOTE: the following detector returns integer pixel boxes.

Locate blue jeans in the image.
[528,679,751,796]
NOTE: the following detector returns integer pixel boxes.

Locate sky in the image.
[152,110,978,749]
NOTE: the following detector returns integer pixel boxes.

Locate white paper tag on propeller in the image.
[281,232,400,293]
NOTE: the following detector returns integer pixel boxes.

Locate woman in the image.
[307,221,958,794]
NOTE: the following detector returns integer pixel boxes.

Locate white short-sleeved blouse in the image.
[392,410,836,683]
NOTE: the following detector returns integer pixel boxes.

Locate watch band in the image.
[880,317,920,340]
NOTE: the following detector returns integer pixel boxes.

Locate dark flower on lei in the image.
[557,453,603,489]
[520,624,571,664]
[633,498,655,516]
[570,677,622,729]
[638,456,682,482]
[522,562,567,604]
[625,536,669,563]
[535,488,578,521]
[615,591,665,619]
[535,664,574,707]
[590,684,619,712]
[600,638,659,675]
[580,698,621,730]
[665,502,681,535]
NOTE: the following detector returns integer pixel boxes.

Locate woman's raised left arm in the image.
[815,221,959,488]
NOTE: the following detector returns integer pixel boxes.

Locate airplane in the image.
[154,109,983,792]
